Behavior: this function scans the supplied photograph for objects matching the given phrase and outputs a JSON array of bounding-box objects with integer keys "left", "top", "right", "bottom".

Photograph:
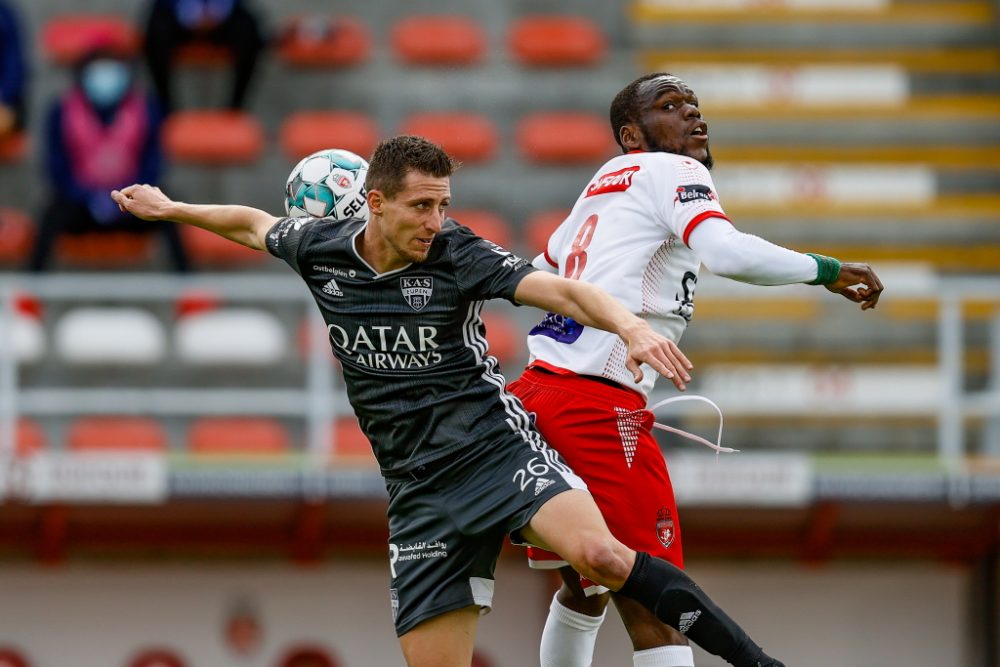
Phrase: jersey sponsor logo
[
  {"left": 389, "top": 540, "right": 449, "bottom": 570},
  {"left": 327, "top": 323, "right": 443, "bottom": 369},
  {"left": 321, "top": 278, "right": 344, "bottom": 296},
  {"left": 656, "top": 506, "right": 676, "bottom": 549},
  {"left": 534, "top": 477, "right": 554, "bottom": 496},
  {"left": 481, "top": 241, "right": 529, "bottom": 270},
  {"left": 585, "top": 165, "right": 641, "bottom": 197},
  {"left": 674, "top": 183, "right": 717, "bottom": 205},
  {"left": 400, "top": 277, "right": 433, "bottom": 311},
  {"left": 313, "top": 264, "right": 355, "bottom": 278},
  {"left": 528, "top": 312, "right": 585, "bottom": 344}
]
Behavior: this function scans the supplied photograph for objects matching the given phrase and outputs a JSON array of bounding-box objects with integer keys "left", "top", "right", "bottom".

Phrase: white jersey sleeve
[{"left": 526, "top": 151, "right": 730, "bottom": 397}]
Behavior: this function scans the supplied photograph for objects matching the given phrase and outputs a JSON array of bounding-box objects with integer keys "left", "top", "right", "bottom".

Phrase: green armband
[{"left": 806, "top": 253, "right": 842, "bottom": 285}]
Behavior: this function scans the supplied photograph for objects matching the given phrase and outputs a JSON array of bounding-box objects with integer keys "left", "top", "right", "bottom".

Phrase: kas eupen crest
[{"left": 401, "top": 277, "right": 433, "bottom": 311}]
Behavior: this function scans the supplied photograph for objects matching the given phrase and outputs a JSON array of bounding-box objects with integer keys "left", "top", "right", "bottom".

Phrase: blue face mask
[{"left": 81, "top": 60, "right": 132, "bottom": 109}]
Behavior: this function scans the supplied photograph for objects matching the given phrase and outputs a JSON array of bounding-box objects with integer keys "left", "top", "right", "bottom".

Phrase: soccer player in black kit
[{"left": 112, "top": 135, "right": 785, "bottom": 667}]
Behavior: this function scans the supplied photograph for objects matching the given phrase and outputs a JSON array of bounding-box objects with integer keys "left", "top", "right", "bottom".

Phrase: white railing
[{"left": 1, "top": 270, "right": 999, "bottom": 471}]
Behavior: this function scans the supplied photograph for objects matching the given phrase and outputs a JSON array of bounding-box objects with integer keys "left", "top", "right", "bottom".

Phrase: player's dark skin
[{"left": 553, "top": 74, "right": 884, "bottom": 654}]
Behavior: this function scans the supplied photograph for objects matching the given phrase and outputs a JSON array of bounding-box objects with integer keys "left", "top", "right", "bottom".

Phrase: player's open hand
[
  {"left": 825, "top": 262, "right": 884, "bottom": 310},
  {"left": 110, "top": 184, "right": 173, "bottom": 222},
  {"left": 622, "top": 323, "right": 693, "bottom": 390}
]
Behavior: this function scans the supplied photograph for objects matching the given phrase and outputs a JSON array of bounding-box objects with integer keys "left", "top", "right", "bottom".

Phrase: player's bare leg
[
  {"left": 398, "top": 605, "right": 479, "bottom": 667},
  {"left": 522, "top": 489, "right": 784, "bottom": 667}
]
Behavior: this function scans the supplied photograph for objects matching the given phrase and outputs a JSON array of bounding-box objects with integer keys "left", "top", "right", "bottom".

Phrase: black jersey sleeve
[
  {"left": 448, "top": 223, "right": 537, "bottom": 303},
  {"left": 265, "top": 217, "right": 320, "bottom": 276}
]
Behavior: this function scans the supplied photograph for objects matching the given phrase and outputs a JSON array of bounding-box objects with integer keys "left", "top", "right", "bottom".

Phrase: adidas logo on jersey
[
  {"left": 678, "top": 610, "right": 702, "bottom": 634},
  {"left": 322, "top": 278, "right": 344, "bottom": 297},
  {"left": 534, "top": 477, "right": 554, "bottom": 496}
]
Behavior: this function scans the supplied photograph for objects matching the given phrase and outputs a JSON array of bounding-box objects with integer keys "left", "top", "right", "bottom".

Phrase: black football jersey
[{"left": 267, "top": 216, "right": 539, "bottom": 476}]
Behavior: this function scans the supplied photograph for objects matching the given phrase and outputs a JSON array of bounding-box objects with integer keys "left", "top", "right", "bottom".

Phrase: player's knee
[{"left": 568, "top": 538, "right": 629, "bottom": 586}]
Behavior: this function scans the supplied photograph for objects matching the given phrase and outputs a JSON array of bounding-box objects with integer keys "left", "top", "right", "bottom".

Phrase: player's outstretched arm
[
  {"left": 514, "top": 271, "right": 692, "bottom": 390},
  {"left": 111, "top": 184, "right": 279, "bottom": 251}
]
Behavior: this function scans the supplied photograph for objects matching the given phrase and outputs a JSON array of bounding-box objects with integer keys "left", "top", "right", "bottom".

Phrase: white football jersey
[{"left": 527, "top": 150, "right": 730, "bottom": 397}]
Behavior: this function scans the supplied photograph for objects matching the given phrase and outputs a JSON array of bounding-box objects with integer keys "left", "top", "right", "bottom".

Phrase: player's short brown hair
[{"left": 366, "top": 135, "right": 457, "bottom": 198}]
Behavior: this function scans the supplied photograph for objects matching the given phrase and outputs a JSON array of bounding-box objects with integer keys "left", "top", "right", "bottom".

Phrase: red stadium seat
[
  {"left": 188, "top": 417, "right": 291, "bottom": 455},
  {"left": 330, "top": 417, "right": 375, "bottom": 464},
  {"left": 399, "top": 112, "right": 498, "bottom": 163},
  {"left": 41, "top": 14, "right": 141, "bottom": 64},
  {"left": 179, "top": 225, "right": 267, "bottom": 267},
  {"left": 509, "top": 16, "right": 606, "bottom": 67},
  {"left": 173, "top": 42, "right": 232, "bottom": 66},
  {"left": 482, "top": 310, "right": 521, "bottom": 365},
  {"left": 56, "top": 232, "right": 156, "bottom": 267},
  {"left": 162, "top": 111, "right": 264, "bottom": 165},
  {"left": 126, "top": 649, "right": 187, "bottom": 667},
  {"left": 277, "top": 646, "right": 339, "bottom": 667},
  {"left": 277, "top": 16, "right": 371, "bottom": 68},
  {"left": 448, "top": 209, "right": 514, "bottom": 249},
  {"left": 517, "top": 112, "right": 614, "bottom": 165},
  {"left": 525, "top": 209, "right": 571, "bottom": 256},
  {"left": 0, "top": 208, "right": 34, "bottom": 264},
  {"left": 0, "top": 648, "right": 31, "bottom": 667},
  {"left": 0, "top": 131, "right": 28, "bottom": 163},
  {"left": 391, "top": 16, "right": 486, "bottom": 66},
  {"left": 67, "top": 417, "right": 168, "bottom": 452},
  {"left": 279, "top": 111, "right": 379, "bottom": 162},
  {"left": 15, "top": 419, "right": 47, "bottom": 457}
]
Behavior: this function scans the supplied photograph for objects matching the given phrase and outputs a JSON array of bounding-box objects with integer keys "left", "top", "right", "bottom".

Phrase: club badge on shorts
[
  {"left": 401, "top": 276, "right": 433, "bottom": 311},
  {"left": 656, "top": 506, "right": 675, "bottom": 548}
]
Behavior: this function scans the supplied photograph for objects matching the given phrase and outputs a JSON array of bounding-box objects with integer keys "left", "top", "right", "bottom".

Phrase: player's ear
[
  {"left": 620, "top": 123, "right": 642, "bottom": 151},
  {"left": 367, "top": 189, "right": 384, "bottom": 215}
]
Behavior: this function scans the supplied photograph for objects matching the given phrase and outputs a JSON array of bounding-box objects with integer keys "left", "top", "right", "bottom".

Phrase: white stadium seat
[
  {"left": 10, "top": 312, "right": 45, "bottom": 364},
  {"left": 55, "top": 307, "right": 167, "bottom": 365},
  {"left": 175, "top": 308, "right": 287, "bottom": 366}
]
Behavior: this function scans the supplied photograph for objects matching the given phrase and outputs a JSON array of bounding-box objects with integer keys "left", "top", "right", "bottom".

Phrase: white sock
[
  {"left": 633, "top": 645, "right": 695, "bottom": 667},
  {"left": 539, "top": 592, "right": 606, "bottom": 667}
]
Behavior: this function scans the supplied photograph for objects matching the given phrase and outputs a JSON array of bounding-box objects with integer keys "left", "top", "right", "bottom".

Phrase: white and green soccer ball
[{"left": 284, "top": 148, "right": 369, "bottom": 220}]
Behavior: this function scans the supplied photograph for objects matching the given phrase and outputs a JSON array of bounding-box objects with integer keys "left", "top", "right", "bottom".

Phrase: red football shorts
[{"left": 508, "top": 364, "right": 684, "bottom": 584}]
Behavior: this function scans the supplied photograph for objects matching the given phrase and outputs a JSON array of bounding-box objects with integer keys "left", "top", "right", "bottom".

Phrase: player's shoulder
[{"left": 270, "top": 215, "right": 364, "bottom": 241}]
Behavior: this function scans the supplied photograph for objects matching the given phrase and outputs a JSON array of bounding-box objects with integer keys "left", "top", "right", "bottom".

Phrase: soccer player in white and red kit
[{"left": 508, "top": 73, "right": 883, "bottom": 667}]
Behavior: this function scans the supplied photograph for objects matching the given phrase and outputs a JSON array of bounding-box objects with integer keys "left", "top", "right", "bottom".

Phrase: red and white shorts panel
[{"left": 508, "top": 365, "right": 684, "bottom": 594}]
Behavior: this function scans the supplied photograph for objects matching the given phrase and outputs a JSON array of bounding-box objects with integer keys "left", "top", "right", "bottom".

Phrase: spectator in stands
[
  {"left": 142, "top": 0, "right": 266, "bottom": 113},
  {"left": 0, "top": 0, "right": 27, "bottom": 136},
  {"left": 27, "top": 45, "right": 189, "bottom": 272}
]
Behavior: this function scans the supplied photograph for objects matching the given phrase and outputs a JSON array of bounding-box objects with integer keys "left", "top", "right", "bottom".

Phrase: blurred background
[{"left": 0, "top": 0, "right": 999, "bottom": 665}]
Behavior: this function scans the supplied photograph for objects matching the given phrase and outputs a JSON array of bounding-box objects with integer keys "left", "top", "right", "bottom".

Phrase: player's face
[
  {"left": 371, "top": 170, "right": 451, "bottom": 270},
  {"left": 632, "top": 76, "right": 713, "bottom": 169}
]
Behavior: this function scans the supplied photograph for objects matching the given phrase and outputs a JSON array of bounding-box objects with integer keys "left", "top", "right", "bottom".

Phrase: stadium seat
[
  {"left": 15, "top": 419, "right": 47, "bottom": 457},
  {"left": 508, "top": 16, "right": 607, "bottom": 67},
  {"left": 56, "top": 232, "right": 156, "bottom": 268},
  {"left": 10, "top": 293, "right": 45, "bottom": 364},
  {"left": 54, "top": 307, "right": 167, "bottom": 365},
  {"left": 481, "top": 310, "right": 521, "bottom": 365},
  {"left": 399, "top": 113, "right": 498, "bottom": 163},
  {"left": 67, "top": 417, "right": 168, "bottom": 452},
  {"left": 448, "top": 209, "right": 514, "bottom": 249},
  {"left": 187, "top": 417, "right": 291, "bottom": 455},
  {"left": 0, "top": 131, "right": 27, "bottom": 163},
  {"left": 391, "top": 16, "right": 486, "bottom": 66},
  {"left": 330, "top": 416, "right": 374, "bottom": 463},
  {"left": 277, "top": 16, "right": 371, "bottom": 68},
  {"left": 277, "top": 646, "right": 339, "bottom": 667},
  {"left": 175, "top": 307, "right": 288, "bottom": 366},
  {"left": 173, "top": 42, "right": 232, "bottom": 66},
  {"left": 125, "top": 648, "right": 187, "bottom": 667},
  {"left": 517, "top": 112, "right": 613, "bottom": 164},
  {"left": 279, "top": 111, "right": 380, "bottom": 162},
  {"left": 179, "top": 225, "right": 268, "bottom": 267},
  {"left": 0, "top": 648, "right": 31, "bottom": 667},
  {"left": 162, "top": 111, "right": 264, "bottom": 165},
  {"left": 40, "top": 14, "right": 140, "bottom": 64},
  {"left": 0, "top": 208, "right": 33, "bottom": 265},
  {"left": 525, "top": 209, "right": 571, "bottom": 256}
]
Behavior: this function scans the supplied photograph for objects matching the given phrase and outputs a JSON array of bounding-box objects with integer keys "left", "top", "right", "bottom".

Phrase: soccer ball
[{"left": 284, "top": 148, "right": 369, "bottom": 220}]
